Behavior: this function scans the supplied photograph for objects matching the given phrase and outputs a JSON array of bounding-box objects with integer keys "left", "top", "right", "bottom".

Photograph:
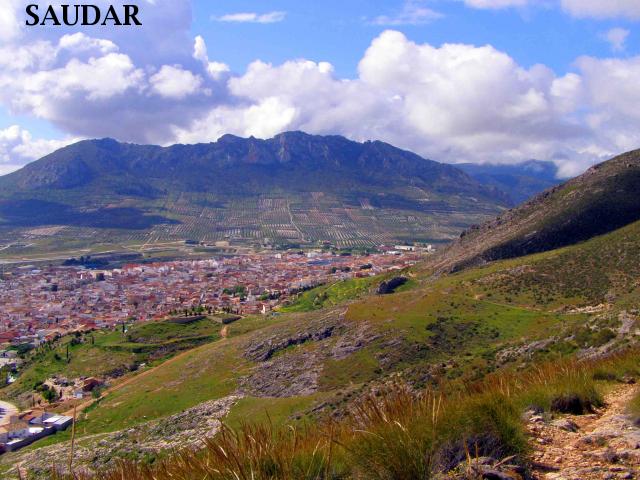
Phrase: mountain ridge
[
  {"left": 0, "top": 131, "right": 512, "bottom": 251},
  {"left": 0, "top": 132, "right": 505, "bottom": 197}
]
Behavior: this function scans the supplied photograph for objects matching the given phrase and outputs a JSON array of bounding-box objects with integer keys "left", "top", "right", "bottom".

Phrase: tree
[{"left": 42, "top": 388, "right": 58, "bottom": 404}]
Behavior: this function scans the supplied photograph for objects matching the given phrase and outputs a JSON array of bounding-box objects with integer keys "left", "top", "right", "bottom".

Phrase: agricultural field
[{"left": 0, "top": 192, "right": 497, "bottom": 261}]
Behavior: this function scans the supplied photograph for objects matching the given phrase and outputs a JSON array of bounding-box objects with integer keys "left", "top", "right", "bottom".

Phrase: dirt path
[{"left": 530, "top": 384, "right": 640, "bottom": 479}]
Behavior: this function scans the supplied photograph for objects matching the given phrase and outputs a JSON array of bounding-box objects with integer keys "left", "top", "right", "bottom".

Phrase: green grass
[
  {"left": 1, "top": 317, "right": 223, "bottom": 407},
  {"left": 319, "top": 349, "right": 380, "bottom": 391},
  {"left": 279, "top": 276, "right": 383, "bottom": 313},
  {"left": 59, "top": 314, "right": 293, "bottom": 437},
  {"left": 225, "top": 394, "right": 328, "bottom": 430},
  {"left": 628, "top": 390, "right": 640, "bottom": 424}
]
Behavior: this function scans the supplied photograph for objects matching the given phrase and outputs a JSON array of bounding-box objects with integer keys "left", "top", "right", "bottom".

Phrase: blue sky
[
  {"left": 194, "top": 1, "right": 637, "bottom": 77},
  {"left": 0, "top": 0, "right": 640, "bottom": 176}
]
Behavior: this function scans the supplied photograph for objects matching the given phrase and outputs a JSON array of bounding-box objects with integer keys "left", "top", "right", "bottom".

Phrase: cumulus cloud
[
  {"left": 370, "top": 1, "right": 443, "bottom": 26},
  {"left": 0, "top": 0, "right": 23, "bottom": 43},
  {"left": 213, "top": 11, "right": 286, "bottom": 24},
  {"left": 0, "top": 125, "right": 79, "bottom": 174},
  {"left": 0, "top": 1, "right": 225, "bottom": 148},
  {"left": 150, "top": 65, "right": 203, "bottom": 99},
  {"left": 575, "top": 55, "right": 640, "bottom": 152},
  {"left": 193, "top": 36, "right": 230, "bottom": 80},
  {"left": 57, "top": 32, "right": 119, "bottom": 55}
]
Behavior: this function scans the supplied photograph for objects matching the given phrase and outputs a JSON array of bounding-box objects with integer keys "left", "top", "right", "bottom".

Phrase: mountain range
[{"left": 0, "top": 132, "right": 519, "bottom": 254}]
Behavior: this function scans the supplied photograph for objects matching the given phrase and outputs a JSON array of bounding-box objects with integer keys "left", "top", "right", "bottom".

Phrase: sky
[{"left": 0, "top": 0, "right": 640, "bottom": 177}]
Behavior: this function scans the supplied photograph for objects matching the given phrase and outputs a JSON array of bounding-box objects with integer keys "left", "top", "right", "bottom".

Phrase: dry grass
[{"left": 50, "top": 350, "right": 640, "bottom": 480}]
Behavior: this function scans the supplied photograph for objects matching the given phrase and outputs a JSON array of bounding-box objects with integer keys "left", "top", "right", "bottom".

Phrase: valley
[{"left": 1, "top": 144, "right": 640, "bottom": 479}]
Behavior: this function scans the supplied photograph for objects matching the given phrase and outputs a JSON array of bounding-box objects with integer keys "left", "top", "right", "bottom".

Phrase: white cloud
[
  {"left": 193, "top": 36, "right": 230, "bottom": 80},
  {"left": 0, "top": 125, "right": 79, "bottom": 174},
  {"left": 18, "top": 53, "right": 144, "bottom": 105},
  {"left": 214, "top": 11, "right": 286, "bottom": 24},
  {"left": 370, "top": 1, "right": 443, "bottom": 26},
  {"left": 575, "top": 55, "right": 640, "bottom": 150},
  {"left": 150, "top": 65, "right": 203, "bottom": 99},
  {"left": 58, "top": 33, "right": 119, "bottom": 55},
  {"left": 0, "top": 0, "right": 23, "bottom": 43},
  {"left": 0, "top": 27, "right": 222, "bottom": 143},
  {"left": 560, "top": 0, "right": 640, "bottom": 19},
  {"left": 601, "top": 27, "right": 630, "bottom": 52}
]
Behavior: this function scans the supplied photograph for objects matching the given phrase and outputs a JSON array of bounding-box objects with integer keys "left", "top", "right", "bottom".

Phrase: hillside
[
  {"left": 429, "top": 148, "right": 640, "bottom": 273},
  {"left": 0, "top": 132, "right": 510, "bottom": 255},
  {"left": 457, "top": 160, "right": 562, "bottom": 204},
  {"left": 4, "top": 212, "right": 640, "bottom": 477}
]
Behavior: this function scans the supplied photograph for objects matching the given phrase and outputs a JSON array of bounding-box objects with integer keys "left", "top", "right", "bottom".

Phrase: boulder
[{"left": 551, "top": 418, "right": 579, "bottom": 432}]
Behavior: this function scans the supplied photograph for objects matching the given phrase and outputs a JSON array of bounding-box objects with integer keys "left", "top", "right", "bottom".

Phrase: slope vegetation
[{"left": 431, "top": 149, "right": 640, "bottom": 273}]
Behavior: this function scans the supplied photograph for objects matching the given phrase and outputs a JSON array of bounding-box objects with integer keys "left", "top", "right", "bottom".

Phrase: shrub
[
  {"left": 550, "top": 393, "right": 595, "bottom": 414},
  {"left": 343, "top": 385, "right": 527, "bottom": 479}
]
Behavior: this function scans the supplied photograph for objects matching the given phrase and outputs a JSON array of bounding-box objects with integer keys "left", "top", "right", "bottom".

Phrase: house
[
  {"left": 394, "top": 245, "right": 416, "bottom": 252},
  {"left": 82, "top": 377, "right": 103, "bottom": 392},
  {"left": 0, "top": 415, "right": 54, "bottom": 452},
  {"left": 28, "top": 412, "right": 73, "bottom": 432}
]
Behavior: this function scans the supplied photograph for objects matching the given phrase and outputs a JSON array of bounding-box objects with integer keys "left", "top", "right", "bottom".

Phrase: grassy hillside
[
  {"left": 279, "top": 273, "right": 416, "bottom": 313},
  {"left": 51, "top": 350, "right": 640, "bottom": 480},
  {"left": 1, "top": 316, "right": 223, "bottom": 407},
  {"left": 4, "top": 219, "right": 640, "bottom": 477}
]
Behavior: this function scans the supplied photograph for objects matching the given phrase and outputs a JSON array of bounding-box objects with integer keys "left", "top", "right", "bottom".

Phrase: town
[
  {"left": 0, "top": 247, "right": 426, "bottom": 356},
  {"left": 0, "top": 246, "right": 426, "bottom": 452}
]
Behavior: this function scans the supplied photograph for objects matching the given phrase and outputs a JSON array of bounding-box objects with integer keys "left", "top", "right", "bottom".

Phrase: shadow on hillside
[{"left": 0, "top": 199, "right": 177, "bottom": 230}]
